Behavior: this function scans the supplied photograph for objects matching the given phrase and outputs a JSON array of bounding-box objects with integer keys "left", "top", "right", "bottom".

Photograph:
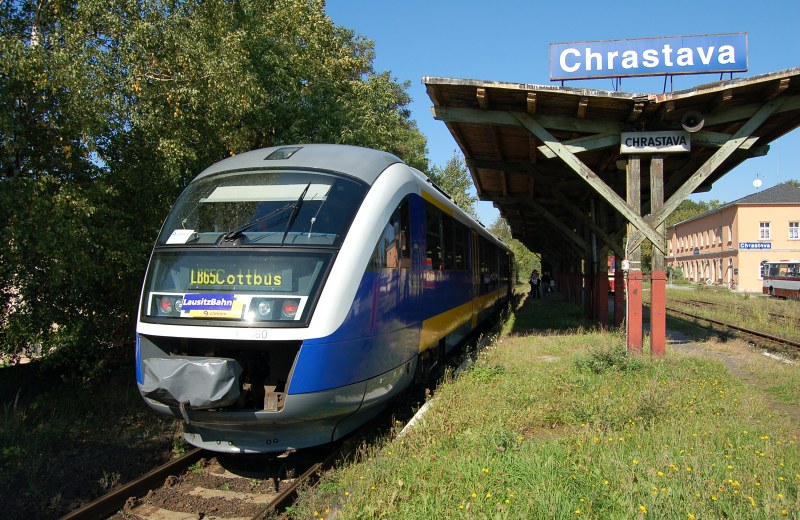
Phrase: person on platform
[
  {"left": 541, "top": 271, "right": 552, "bottom": 295},
  {"left": 529, "top": 269, "right": 541, "bottom": 299}
]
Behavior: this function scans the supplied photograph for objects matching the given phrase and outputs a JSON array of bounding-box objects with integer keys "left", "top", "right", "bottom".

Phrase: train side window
[
  {"left": 370, "top": 199, "right": 410, "bottom": 270},
  {"left": 442, "top": 215, "right": 454, "bottom": 270},
  {"left": 425, "top": 205, "right": 443, "bottom": 271},
  {"left": 453, "top": 222, "right": 468, "bottom": 271}
]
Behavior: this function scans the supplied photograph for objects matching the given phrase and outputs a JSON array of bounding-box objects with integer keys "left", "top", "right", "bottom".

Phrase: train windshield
[
  {"left": 141, "top": 250, "right": 330, "bottom": 323},
  {"left": 157, "top": 169, "right": 367, "bottom": 247}
]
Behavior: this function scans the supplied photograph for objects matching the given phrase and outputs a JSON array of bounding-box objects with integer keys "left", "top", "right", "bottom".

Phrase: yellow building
[{"left": 667, "top": 182, "right": 800, "bottom": 293}]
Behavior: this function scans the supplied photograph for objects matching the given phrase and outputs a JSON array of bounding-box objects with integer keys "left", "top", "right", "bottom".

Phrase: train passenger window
[
  {"left": 370, "top": 199, "right": 410, "bottom": 270},
  {"left": 453, "top": 222, "right": 468, "bottom": 271},
  {"left": 442, "top": 216, "right": 454, "bottom": 270},
  {"left": 425, "top": 207, "right": 443, "bottom": 271}
]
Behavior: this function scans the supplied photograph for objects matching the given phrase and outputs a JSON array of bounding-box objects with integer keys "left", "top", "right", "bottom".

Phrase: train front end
[{"left": 135, "top": 145, "right": 414, "bottom": 453}]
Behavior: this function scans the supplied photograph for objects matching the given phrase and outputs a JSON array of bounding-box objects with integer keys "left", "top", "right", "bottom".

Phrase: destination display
[
  {"left": 550, "top": 33, "right": 748, "bottom": 81},
  {"left": 189, "top": 267, "right": 287, "bottom": 289}
]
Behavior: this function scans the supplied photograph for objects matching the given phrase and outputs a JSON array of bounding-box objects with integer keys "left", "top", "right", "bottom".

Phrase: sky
[{"left": 324, "top": 0, "right": 800, "bottom": 225}]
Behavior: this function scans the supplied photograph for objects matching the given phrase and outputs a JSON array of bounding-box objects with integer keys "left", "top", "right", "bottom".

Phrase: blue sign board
[
  {"left": 739, "top": 242, "right": 771, "bottom": 250},
  {"left": 182, "top": 294, "right": 235, "bottom": 311},
  {"left": 550, "top": 33, "right": 748, "bottom": 81}
]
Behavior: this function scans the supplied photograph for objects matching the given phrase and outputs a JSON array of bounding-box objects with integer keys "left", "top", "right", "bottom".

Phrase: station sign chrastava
[{"left": 549, "top": 33, "right": 748, "bottom": 81}]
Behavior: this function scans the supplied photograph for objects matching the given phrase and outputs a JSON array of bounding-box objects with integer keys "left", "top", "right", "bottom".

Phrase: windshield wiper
[
  {"left": 222, "top": 203, "right": 295, "bottom": 242},
  {"left": 280, "top": 183, "right": 311, "bottom": 246}
]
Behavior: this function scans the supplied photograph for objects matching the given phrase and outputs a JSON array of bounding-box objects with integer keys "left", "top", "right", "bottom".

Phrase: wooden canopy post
[
  {"left": 650, "top": 156, "right": 667, "bottom": 356},
  {"left": 626, "top": 156, "right": 643, "bottom": 355}
]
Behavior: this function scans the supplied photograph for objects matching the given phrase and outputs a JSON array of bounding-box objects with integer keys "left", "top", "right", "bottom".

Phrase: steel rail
[
  {"left": 58, "top": 448, "right": 204, "bottom": 520},
  {"left": 256, "top": 446, "right": 342, "bottom": 518},
  {"left": 665, "top": 305, "right": 800, "bottom": 350}
]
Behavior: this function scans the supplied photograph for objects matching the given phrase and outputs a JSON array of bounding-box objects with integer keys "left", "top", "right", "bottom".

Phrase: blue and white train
[{"left": 136, "top": 144, "right": 514, "bottom": 453}]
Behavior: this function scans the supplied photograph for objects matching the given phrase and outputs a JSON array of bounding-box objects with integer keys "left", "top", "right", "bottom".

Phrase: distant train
[
  {"left": 136, "top": 144, "right": 514, "bottom": 453},
  {"left": 762, "top": 260, "right": 800, "bottom": 300}
]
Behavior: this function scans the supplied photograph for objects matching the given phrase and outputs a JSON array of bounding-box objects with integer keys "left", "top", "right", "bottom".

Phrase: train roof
[{"left": 195, "top": 144, "right": 403, "bottom": 185}]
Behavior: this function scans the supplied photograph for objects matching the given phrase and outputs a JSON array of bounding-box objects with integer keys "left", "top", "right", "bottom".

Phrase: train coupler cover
[{"left": 140, "top": 356, "right": 243, "bottom": 409}]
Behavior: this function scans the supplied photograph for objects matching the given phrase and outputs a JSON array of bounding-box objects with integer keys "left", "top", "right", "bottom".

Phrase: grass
[
  {"left": 289, "top": 295, "right": 800, "bottom": 519},
  {"left": 0, "top": 365, "right": 178, "bottom": 517},
  {"left": 660, "top": 285, "right": 800, "bottom": 346}
]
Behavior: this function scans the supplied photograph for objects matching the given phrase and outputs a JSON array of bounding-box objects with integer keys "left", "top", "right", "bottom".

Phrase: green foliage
[
  {"left": 488, "top": 218, "right": 540, "bottom": 282},
  {"left": 0, "top": 0, "right": 428, "bottom": 371},
  {"left": 575, "top": 344, "right": 645, "bottom": 374},
  {"left": 428, "top": 151, "right": 476, "bottom": 217}
]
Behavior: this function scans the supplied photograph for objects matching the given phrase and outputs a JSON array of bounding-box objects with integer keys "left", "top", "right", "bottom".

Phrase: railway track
[
  {"left": 60, "top": 445, "right": 340, "bottom": 520},
  {"left": 676, "top": 298, "right": 800, "bottom": 328},
  {"left": 665, "top": 304, "right": 800, "bottom": 351},
  {"left": 56, "top": 316, "right": 503, "bottom": 520}
]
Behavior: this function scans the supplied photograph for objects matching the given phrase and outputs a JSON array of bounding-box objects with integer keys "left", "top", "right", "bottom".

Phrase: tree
[
  {"left": 488, "top": 218, "right": 540, "bottom": 284},
  {"left": 428, "top": 151, "right": 477, "bottom": 218},
  {"left": 0, "top": 0, "right": 428, "bottom": 372}
]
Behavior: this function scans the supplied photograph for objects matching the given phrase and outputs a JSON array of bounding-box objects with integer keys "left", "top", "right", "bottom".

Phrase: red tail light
[{"left": 282, "top": 300, "right": 299, "bottom": 319}]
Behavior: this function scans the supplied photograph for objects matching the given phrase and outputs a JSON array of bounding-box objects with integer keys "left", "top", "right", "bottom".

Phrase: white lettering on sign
[{"left": 550, "top": 34, "right": 747, "bottom": 81}]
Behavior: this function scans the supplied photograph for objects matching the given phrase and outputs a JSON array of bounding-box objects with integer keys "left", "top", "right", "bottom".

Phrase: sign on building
[
  {"left": 739, "top": 242, "right": 772, "bottom": 250},
  {"left": 550, "top": 33, "right": 748, "bottom": 81}
]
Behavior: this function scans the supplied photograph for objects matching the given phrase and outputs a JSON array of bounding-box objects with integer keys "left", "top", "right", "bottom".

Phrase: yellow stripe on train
[
  {"left": 418, "top": 290, "right": 504, "bottom": 352},
  {"left": 421, "top": 191, "right": 454, "bottom": 216}
]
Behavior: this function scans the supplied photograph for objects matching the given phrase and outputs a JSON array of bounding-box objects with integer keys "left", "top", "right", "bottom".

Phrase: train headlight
[
  {"left": 257, "top": 300, "right": 272, "bottom": 317},
  {"left": 174, "top": 299, "right": 183, "bottom": 313},
  {"left": 281, "top": 300, "right": 299, "bottom": 319}
]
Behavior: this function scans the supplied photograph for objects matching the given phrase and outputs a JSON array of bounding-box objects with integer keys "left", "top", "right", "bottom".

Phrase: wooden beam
[
  {"left": 525, "top": 198, "right": 589, "bottom": 253},
  {"left": 510, "top": 112, "right": 664, "bottom": 249},
  {"left": 692, "top": 131, "right": 760, "bottom": 150},
  {"left": 431, "top": 105, "right": 629, "bottom": 135},
  {"left": 702, "top": 94, "right": 799, "bottom": 127},
  {"left": 538, "top": 133, "right": 619, "bottom": 159},
  {"left": 466, "top": 158, "right": 537, "bottom": 173},
  {"left": 628, "top": 101, "right": 645, "bottom": 123},
  {"left": 765, "top": 77, "right": 790, "bottom": 100},
  {"left": 547, "top": 189, "right": 625, "bottom": 258},
  {"left": 526, "top": 92, "right": 537, "bottom": 114},
  {"left": 650, "top": 155, "right": 665, "bottom": 271},
  {"left": 577, "top": 97, "right": 589, "bottom": 119},
  {"left": 425, "top": 84, "right": 443, "bottom": 106},
  {"left": 709, "top": 90, "right": 733, "bottom": 112},
  {"left": 476, "top": 87, "right": 489, "bottom": 109},
  {"left": 627, "top": 155, "right": 642, "bottom": 263}
]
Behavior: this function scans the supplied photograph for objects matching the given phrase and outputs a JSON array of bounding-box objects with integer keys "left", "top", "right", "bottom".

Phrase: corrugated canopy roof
[{"left": 424, "top": 68, "right": 800, "bottom": 261}]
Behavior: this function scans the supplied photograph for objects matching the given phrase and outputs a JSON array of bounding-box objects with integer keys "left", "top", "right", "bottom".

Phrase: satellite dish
[{"left": 753, "top": 178, "right": 762, "bottom": 188}]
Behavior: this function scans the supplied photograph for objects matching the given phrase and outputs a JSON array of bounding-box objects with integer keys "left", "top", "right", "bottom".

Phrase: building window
[
  {"left": 759, "top": 222, "right": 771, "bottom": 240},
  {"left": 790, "top": 221, "right": 799, "bottom": 240},
  {"left": 728, "top": 225, "right": 732, "bottom": 243}
]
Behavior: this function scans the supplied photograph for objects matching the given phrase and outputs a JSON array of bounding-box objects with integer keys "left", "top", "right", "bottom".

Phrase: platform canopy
[{"left": 424, "top": 68, "right": 800, "bottom": 262}]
